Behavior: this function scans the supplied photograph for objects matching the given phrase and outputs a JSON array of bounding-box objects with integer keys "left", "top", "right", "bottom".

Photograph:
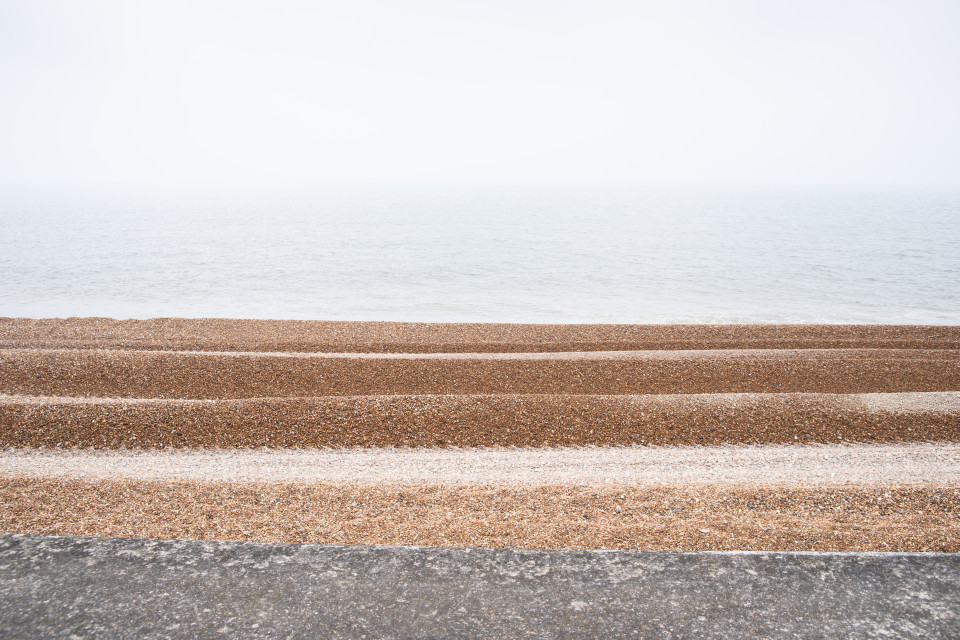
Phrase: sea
[{"left": 1, "top": 184, "right": 958, "bottom": 324}]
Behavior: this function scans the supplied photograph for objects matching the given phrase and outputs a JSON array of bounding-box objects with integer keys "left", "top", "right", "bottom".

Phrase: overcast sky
[{"left": 1, "top": 0, "right": 959, "bottom": 189}]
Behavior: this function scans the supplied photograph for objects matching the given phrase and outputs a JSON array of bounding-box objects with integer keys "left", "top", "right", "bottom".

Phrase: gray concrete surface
[{"left": 0, "top": 534, "right": 957, "bottom": 639}]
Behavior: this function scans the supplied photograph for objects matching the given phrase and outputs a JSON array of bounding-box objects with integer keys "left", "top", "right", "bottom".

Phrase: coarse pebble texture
[
  {"left": 3, "top": 348, "right": 960, "bottom": 398},
  {"left": 2, "top": 319, "right": 959, "bottom": 553},
  {"left": 1, "top": 392, "right": 958, "bottom": 448},
  {"left": 4, "top": 318, "right": 959, "bottom": 352},
  {"left": 1, "top": 478, "right": 957, "bottom": 552},
  {"left": 2, "top": 444, "right": 958, "bottom": 486}
]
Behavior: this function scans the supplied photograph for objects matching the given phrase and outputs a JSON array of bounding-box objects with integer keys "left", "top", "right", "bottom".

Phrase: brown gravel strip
[
  {"left": 1, "top": 478, "right": 956, "bottom": 551},
  {"left": 3, "top": 318, "right": 958, "bottom": 353},
  {"left": 2, "top": 392, "right": 958, "bottom": 448},
  {"left": 3, "top": 348, "right": 959, "bottom": 399}
]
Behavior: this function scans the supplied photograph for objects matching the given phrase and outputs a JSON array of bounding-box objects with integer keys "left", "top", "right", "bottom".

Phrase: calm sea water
[{"left": 1, "top": 185, "right": 958, "bottom": 324}]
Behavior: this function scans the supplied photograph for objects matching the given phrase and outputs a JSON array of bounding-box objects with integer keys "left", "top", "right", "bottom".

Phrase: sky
[{"left": 1, "top": 0, "right": 959, "bottom": 190}]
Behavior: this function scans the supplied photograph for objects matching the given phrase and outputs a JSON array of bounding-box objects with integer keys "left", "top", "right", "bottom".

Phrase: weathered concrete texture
[{"left": 1, "top": 534, "right": 957, "bottom": 639}]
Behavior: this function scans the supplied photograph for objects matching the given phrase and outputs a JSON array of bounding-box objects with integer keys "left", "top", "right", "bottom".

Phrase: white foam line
[{"left": 2, "top": 443, "right": 959, "bottom": 486}]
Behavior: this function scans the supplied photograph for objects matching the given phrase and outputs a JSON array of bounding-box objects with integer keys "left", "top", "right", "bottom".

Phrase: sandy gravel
[
  {"left": 2, "top": 318, "right": 957, "bottom": 552},
  {"left": 859, "top": 391, "right": 960, "bottom": 413},
  {"left": 3, "top": 348, "right": 959, "bottom": 398},
  {"left": 3, "top": 392, "right": 957, "bottom": 448},
  {"left": 4, "top": 318, "right": 959, "bottom": 352},
  {"left": 2, "top": 347, "right": 952, "bottom": 360},
  {"left": 3, "top": 443, "right": 958, "bottom": 487},
  {"left": 2, "top": 478, "right": 957, "bottom": 551}
]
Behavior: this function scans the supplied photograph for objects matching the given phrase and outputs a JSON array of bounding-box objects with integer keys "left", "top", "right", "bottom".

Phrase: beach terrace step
[
  {"left": 1, "top": 392, "right": 958, "bottom": 448},
  {"left": 2, "top": 347, "right": 959, "bottom": 398},
  {"left": 2, "top": 478, "right": 958, "bottom": 552}
]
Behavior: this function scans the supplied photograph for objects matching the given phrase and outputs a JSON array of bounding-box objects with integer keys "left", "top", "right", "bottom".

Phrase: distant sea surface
[{"left": 2, "top": 185, "right": 958, "bottom": 324}]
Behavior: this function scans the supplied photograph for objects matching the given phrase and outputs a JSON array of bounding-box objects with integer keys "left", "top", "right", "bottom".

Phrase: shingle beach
[{"left": 1, "top": 318, "right": 958, "bottom": 550}]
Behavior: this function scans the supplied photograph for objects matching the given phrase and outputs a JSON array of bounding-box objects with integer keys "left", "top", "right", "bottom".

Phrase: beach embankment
[{"left": 0, "top": 318, "right": 958, "bottom": 551}]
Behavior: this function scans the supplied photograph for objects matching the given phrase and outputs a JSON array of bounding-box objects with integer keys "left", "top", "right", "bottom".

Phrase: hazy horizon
[
  {"left": 3, "top": 0, "right": 960, "bottom": 191},
  {"left": 3, "top": 185, "right": 958, "bottom": 323}
]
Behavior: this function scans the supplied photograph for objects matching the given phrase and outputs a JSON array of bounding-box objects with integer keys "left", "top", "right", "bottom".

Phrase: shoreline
[{"left": 3, "top": 317, "right": 960, "bottom": 352}]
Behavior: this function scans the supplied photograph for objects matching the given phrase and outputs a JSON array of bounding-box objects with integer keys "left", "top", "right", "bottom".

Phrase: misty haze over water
[
  {"left": 3, "top": 3, "right": 960, "bottom": 324},
  {"left": 2, "top": 185, "right": 958, "bottom": 324}
]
